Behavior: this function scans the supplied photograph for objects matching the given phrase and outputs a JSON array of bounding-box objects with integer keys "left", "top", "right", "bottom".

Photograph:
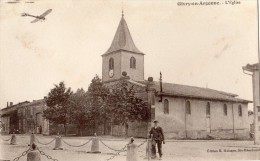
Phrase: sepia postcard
[{"left": 0, "top": 0, "right": 259, "bottom": 161}]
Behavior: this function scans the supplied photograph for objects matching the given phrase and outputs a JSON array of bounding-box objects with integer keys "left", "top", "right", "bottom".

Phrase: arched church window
[
  {"left": 223, "top": 104, "right": 228, "bottom": 116},
  {"left": 164, "top": 99, "right": 169, "bottom": 114},
  {"left": 238, "top": 105, "right": 242, "bottom": 117},
  {"left": 130, "top": 57, "right": 136, "bottom": 69},
  {"left": 109, "top": 58, "right": 114, "bottom": 70},
  {"left": 185, "top": 100, "right": 191, "bottom": 115},
  {"left": 206, "top": 102, "right": 211, "bottom": 115}
]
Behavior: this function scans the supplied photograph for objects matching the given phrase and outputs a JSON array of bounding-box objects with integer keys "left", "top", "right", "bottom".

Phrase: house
[
  {"left": 0, "top": 99, "right": 49, "bottom": 135},
  {"left": 1, "top": 101, "right": 29, "bottom": 134}
]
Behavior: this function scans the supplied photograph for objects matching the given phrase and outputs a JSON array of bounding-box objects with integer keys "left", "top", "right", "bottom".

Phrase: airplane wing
[
  {"left": 31, "top": 18, "right": 40, "bottom": 23},
  {"left": 39, "top": 9, "right": 52, "bottom": 18}
]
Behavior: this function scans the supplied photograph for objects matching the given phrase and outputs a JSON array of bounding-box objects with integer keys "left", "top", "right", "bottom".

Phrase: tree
[
  {"left": 67, "top": 88, "right": 89, "bottom": 136},
  {"left": 107, "top": 79, "right": 148, "bottom": 136},
  {"left": 87, "top": 75, "right": 109, "bottom": 134},
  {"left": 43, "top": 82, "right": 73, "bottom": 135}
]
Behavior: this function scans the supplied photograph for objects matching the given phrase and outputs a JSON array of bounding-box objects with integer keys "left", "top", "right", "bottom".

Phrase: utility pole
[{"left": 255, "top": 0, "right": 260, "bottom": 145}]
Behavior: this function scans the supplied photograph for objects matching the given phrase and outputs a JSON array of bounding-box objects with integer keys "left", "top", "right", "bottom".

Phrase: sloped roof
[
  {"left": 0, "top": 101, "right": 30, "bottom": 116},
  {"left": 103, "top": 16, "right": 143, "bottom": 56},
  {"left": 26, "top": 99, "right": 45, "bottom": 106},
  {"left": 134, "top": 80, "right": 251, "bottom": 103},
  {"left": 1, "top": 101, "right": 30, "bottom": 111}
]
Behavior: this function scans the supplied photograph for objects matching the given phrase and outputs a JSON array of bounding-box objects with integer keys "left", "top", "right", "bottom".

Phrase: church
[{"left": 101, "top": 12, "right": 251, "bottom": 139}]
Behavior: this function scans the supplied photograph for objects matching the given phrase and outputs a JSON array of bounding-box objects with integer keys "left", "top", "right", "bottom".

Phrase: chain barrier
[
  {"left": 100, "top": 139, "right": 128, "bottom": 152},
  {"left": 137, "top": 139, "right": 147, "bottom": 148},
  {"left": 105, "top": 144, "right": 127, "bottom": 161},
  {"left": 36, "top": 137, "right": 55, "bottom": 145},
  {"left": 61, "top": 138, "right": 92, "bottom": 147},
  {"left": 103, "top": 138, "right": 146, "bottom": 161},
  {"left": 12, "top": 147, "right": 58, "bottom": 161},
  {"left": 101, "top": 138, "right": 146, "bottom": 152},
  {"left": 1, "top": 137, "right": 11, "bottom": 142},
  {"left": 12, "top": 148, "right": 31, "bottom": 161},
  {"left": 38, "top": 148, "right": 58, "bottom": 161},
  {"left": 97, "top": 135, "right": 127, "bottom": 142},
  {"left": 10, "top": 134, "right": 146, "bottom": 161}
]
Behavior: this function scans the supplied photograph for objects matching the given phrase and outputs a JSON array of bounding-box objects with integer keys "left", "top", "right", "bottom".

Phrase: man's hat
[{"left": 153, "top": 120, "right": 158, "bottom": 123}]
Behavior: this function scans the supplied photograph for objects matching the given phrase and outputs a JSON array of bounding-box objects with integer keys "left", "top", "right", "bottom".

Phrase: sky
[{"left": 0, "top": 0, "right": 258, "bottom": 110}]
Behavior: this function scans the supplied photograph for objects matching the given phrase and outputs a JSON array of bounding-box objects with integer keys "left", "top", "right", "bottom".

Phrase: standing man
[{"left": 149, "top": 120, "right": 165, "bottom": 160}]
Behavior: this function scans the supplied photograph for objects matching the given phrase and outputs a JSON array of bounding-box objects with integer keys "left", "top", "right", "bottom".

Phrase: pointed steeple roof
[{"left": 103, "top": 15, "right": 143, "bottom": 56}]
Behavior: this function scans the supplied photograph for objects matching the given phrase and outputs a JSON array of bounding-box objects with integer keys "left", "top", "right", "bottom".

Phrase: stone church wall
[{"left": 154, "top": 96, "right": 250, "bottom": 139}]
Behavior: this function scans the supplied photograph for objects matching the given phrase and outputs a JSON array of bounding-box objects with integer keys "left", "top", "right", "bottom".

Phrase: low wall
[
  {"left": 49, "top": 124, "right": 77, "bottom": 135},
  {"left": 111, "top": 121, "right": 148, "bottom": 138},
  {"left": 128, "top": 121, "right": 148, "bottom": 138},
  {"left": 164, "top": 128, "right": 250, "bottom": 140}
]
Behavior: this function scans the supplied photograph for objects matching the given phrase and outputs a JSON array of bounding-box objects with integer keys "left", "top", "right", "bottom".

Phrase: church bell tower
[{"left": 102, "top": 12, "right": 144, "bottom": 82}]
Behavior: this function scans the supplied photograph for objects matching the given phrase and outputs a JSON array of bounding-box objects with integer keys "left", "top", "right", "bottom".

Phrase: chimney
[
  {"left": 159, "top": 72, "right": 163, "bottom": 102},
  {"left": 7, "top": 102, "right": 9, "bottom": 107},
  {"left": 159, "top": 72, "right": 162, "bottom": 92}
]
